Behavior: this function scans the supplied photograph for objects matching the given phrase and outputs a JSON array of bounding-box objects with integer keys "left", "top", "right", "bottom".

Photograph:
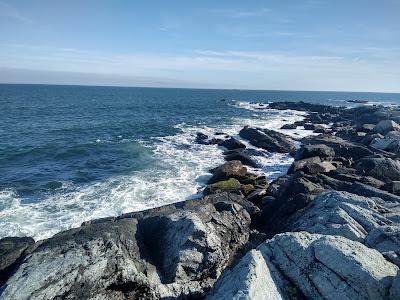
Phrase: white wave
[{"left": 0, "top": 100, "right": 308, "bottom": 241}]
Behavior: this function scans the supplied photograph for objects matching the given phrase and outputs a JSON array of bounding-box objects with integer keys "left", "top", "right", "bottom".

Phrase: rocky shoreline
[{"left": 1, "top": 101, "right": 400, "bottom": 299}]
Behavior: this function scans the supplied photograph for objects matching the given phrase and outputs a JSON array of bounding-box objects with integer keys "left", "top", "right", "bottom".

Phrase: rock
[
  {"left": 245, "top": 189, "right": 267, "bottom": 206},
  {"left": 220, "top": 137, "right": 246, "bottom": 150},
  {"left": 357, "top": 124, "right": 375, "bottom": 133},
  {"left": 288, "top": 191, "right": 400, "bottom": 265},
  {"left": 280, "top": 123, "right": 297, "bottom": 129},
  {"left": 356, "top": 157, "right": 400, "bottom": 183},
  {"left": 241, "top": 184, "right": 255, "bottom": 195},
  {"left": 372, "top": 120, "right": 400, "bottom": 135},
  {"left": 304, "top": 123, "right": 315, "bottom": 130},
  {"left": 239, "top": 127, "right": 296, "bottom": 154},
  {"left": 385, "top": 181, "right": 400, "bottom": 196},
  {"left": 208, "top": 161, "right": 247, "bottom": 184},
  {"left": 289, "top": 156, "right": 336, "bottom": 175},
  {"left": 370, "top": 131, "right": 400, "bottom": 153},
  {"left": 204, "top": 178, "right": 242, "bottom": 195},
  {"left": 224, "top": 150, "right": 259, "bottom": 168},
  {"left": 0, "top": 237, "right": 35, "bottom": 286},
  {"left": 206, "top": 249, "right": 285, "bottom": 300},
  {"left": 208, "top": 232, "right": 399, "bottom": 300},
  {"left": 361, "top": 133, "right": 384, "bottom": 145},
  {"left": 302, "top": 134, "right": 374, "bottom": 161},
  {"left": 0, "top": 194, "right": 252, "bottom": 299},
  {"left": 268, "top": 101, "right": 341, "bottom": 114},
  {"left": 195, "top": 132, "right": 223, "bottom": 145},
  {"left": 350, "top": 181, "right": 400, "bottom": 203},
  {"left": 295, "top": 144, "right": 335, "bottom": 160}
]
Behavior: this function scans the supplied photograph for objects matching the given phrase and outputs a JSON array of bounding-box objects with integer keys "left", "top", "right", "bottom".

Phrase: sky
[{"left": 0, "top": 0, "right": 399, "bottom": 92}]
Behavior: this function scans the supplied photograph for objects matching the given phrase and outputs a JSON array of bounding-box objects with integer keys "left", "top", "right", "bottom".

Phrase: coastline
[{"left": 1, "top": 101, "right": 400, "bottom": 299}]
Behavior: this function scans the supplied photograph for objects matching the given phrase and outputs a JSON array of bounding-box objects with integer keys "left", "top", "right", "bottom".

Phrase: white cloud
[{"left": 0, "top": 44, "right": 399, "bottom": 92}]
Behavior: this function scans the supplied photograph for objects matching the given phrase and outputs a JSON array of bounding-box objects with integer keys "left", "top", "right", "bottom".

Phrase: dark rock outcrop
[
  {"left": 239, "top": 127, "right": 296, "bottom": 155},
  {"left": 220, "top": 137, "right": 246, "bottom": 150}
]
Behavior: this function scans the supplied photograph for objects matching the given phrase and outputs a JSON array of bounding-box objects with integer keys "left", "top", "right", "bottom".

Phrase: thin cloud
[
  {"left": 0, "top": 1, "right": 33, "bottom": 24},
  {"left": 214, "top": 8, "right": 271, "bottom": 18}
]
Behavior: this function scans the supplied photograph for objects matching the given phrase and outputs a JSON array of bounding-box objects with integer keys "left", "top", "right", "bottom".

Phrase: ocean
[{"left": 1, "top": 84, "right": 399, "bottom": 240}]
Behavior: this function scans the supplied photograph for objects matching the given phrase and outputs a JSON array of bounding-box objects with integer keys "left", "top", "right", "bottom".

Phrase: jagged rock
[
  {"left": 372, "top": 120, "right": 400, "bottom": 135},
  {"left": 302, "top": 134, "right": 374, "bottom": 161},
  {"left": 288, "top": 157, "right": 336, "bottom": 175},
  {"left": 239, "top": 127, "right": 296, "bottom": 154},
  {"left": 370, "top": 131, "right": 400, "bottom": 154},
  {"left": 287, "top": 191, "right": 400, "bottom": 265},
  {"left": 295, "top": 144, "right": 335, "bottom": 160},
  {"left": 304, "top": 123, "right": 315, "bottom": 130},
  {"left": 356, "top": 157, "right": 400, "bottom": 183},
  {"left": 208, "top": 161, "right": 247, "bottom": 184},
  {"left": 207, "top": 232, "right": 399, "bottom": 300},
  {"left": 220, "top": 137, "right": 246, "bottom": 150},
  {"left": 0, "top": 237, "right": 35, "bottom": 287},
  {"left": 0, "top": 194, "right": 252, "bottom": 300}
]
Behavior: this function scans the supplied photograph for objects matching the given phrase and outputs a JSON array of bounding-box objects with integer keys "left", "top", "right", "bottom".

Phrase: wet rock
[
  {"left": 224, "top": 150, "right": 259, "bottom": 168},
  {"left": 239, "top": 126, "right": 296, "bottom": 154},
  {"left": 208, "top": 161, "right": 248, "bottom": 184},
  {"left": 220, "top": 137, "right": 246, "bottom": 150},
  {"left": 288, "top": 157, "right": 336, "bottom": 175}
]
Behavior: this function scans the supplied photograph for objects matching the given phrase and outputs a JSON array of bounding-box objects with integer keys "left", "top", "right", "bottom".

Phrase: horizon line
[{"left": 1, "top": 81, "right": 399, "bottom": 95}]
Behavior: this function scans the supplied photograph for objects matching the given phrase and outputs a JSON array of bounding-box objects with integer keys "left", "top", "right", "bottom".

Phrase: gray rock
[
  {"left": 288, "top": 157, "right": 336, "bottom": 175},
  {"left": 0, "top": 194, "right": 252, "bottom": 300},
  {"left": 0, "top": 237, "right": 35, "bottom": 286},
  {"left": 295, "top": 144, "right": 335, "bottom": 160},
  {"left": 371, "top": 131, "right": 400, "bottom": 154},
  {"left": 208, "top": 232, "right": 399, "bottom": 300},
  {"left": 356, "top": 157, "right": 400, "bottom": 183},
  {"left": 372, "top": 120, "right": 400, "bottom": 135},
  {"left": 287, "top": 191, "right": 400, "bottom": 265}
]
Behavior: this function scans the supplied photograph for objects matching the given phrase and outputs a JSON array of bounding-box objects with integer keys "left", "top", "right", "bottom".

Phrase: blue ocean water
[{"left": 1, "top": 84, "right": 399, "bottom": 240}]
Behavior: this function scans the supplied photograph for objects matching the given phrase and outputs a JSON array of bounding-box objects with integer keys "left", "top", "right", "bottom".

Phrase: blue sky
[{"left": 0, "top": 0, "right": 399, "bottom": 92}]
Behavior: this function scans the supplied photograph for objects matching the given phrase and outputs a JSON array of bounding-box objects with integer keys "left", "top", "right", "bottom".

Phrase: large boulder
[
  {"left": 208, "top": 161, "right": 247, "bottom": 184},
  {"left": 356, "top": 157, "right": 400, "bottom": 183},
  {"left": 370, "top": 131, "right": 400, "bottom": 154},
  {"left": 302, "top": 134, "right": 375, "bottom": 161},
  {"left": 287, "top": 191, "right": 400, "bottom": 265},
  {"left": 372, "top": 120, "right": 400, "bottom": 135},
  {"left": 239, "top": 127, "right": 296, "bottom": 155},
  {"left": 207, "top": 232, "right": 399, "bottom": 300},
  {"left": 0, "top": 194, "right": 252, "bottom": 299}
]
